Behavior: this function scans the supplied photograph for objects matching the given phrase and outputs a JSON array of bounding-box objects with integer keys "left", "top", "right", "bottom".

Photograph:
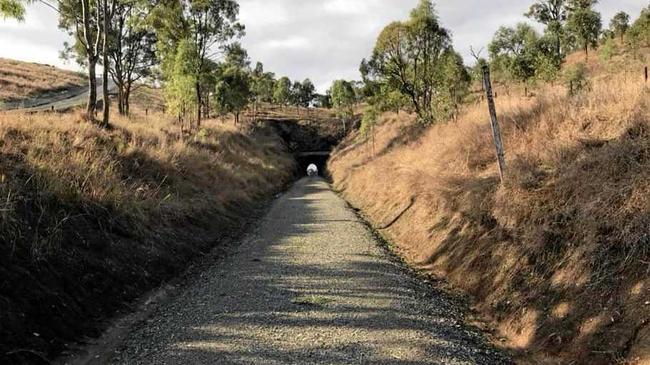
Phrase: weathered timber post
[
  {"left": 482, "top": 65, "right": 507, "bottom": 183},
  {"left": 645, "top": 66, "right": 648, "bottom": 86}
]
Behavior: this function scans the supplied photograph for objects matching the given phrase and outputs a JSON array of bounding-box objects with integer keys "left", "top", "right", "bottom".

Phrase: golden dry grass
[
  {"left": 329, "top": 50, "right": 650, "bottom": 364},
  {"left": 0, "top": 107, "right": 295, "bottom": 361},
  {"left": 0, "top": 110, "right": 293, "bottom": 226},
  {"left": 0, "top": 58, "right": 86, "bottom": 102}
]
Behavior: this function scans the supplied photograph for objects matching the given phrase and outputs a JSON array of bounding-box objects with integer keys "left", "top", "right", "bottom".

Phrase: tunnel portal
[{"left": 264, "top": 117, "right": 349, "bottom": 178}]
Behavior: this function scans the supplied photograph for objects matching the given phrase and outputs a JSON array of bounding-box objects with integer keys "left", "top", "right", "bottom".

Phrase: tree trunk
[
  {"left": 124, "top": 86, "right": 130, "bottom": 116},
  {"left": 117, "top": 86, "right": 124, "bottom": 115},
  {"left": 87, "top": 58, "right": 97, "bottom": 119},
  {"left": 584, "top": 44, "right": 589, "bottom": 61},
  {"left": 195, "top": 81, "right": 202, "bottom": 127},
  {"left": 81, "top": 0, "right": 97, "bottom": 121},
  {"left": 101, "top": 0, "right": 110, "bottom": 128}
]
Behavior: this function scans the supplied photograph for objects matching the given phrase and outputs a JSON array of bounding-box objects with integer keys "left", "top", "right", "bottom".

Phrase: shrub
[
  {"left": 599, "top": 37, "right": 617, "bottom": 61},
  {"left": 564, "top": 62, "right": 590, "bottom": 96}
]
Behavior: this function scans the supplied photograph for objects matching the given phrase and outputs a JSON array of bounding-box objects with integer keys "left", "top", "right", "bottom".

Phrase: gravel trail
[{"left": 111, "top": 178, "right": 511, "bottom": 365}]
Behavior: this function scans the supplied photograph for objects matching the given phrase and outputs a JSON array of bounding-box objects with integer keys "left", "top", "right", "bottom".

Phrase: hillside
[
  {"left": 329, "top": 47, "right": 650, "bottom": 364},
  {"left": 0, "top": 106, "right": 295, "bottom": 363},
  {"left": 0, "top": 58, "right": 86, "bottom": 105}
]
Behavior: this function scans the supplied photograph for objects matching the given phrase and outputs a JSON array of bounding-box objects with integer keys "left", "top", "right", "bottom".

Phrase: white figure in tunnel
[{"left": 307, "top": 164, "right": 318, "bottom": 177}]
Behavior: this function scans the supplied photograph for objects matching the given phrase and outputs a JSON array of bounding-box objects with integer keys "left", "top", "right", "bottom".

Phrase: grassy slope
[
  {"left": 0, "top": 108, "right": 295, "bottom": 363},
  {"left": 0, "top": 58, "right": 86, "bottom": 103},
  {"left": 329, "top": 47, "right": 649, "bottom": 364}
]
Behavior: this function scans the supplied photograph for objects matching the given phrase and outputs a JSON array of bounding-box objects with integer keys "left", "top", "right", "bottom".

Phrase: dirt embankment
[
  {"left": 0, "top": 58, "right": 86, "bottom": 105},
  {"left": 329, "top": 70, "right": 649, "bottom": 363},
  {"left": 0, "top": 111, "right": 295, "bottom": 364}
]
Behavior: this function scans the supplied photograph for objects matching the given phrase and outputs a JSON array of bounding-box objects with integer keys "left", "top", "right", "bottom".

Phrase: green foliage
[
  {"left": 165, "top": 39, "right": 199, "bottom": 117},
  {"left": 489, "top": 23, "right": 542, "bottom": 83},
  {"left": 214, "top": 65, "right": 251, "bottom": 122},
  {"left": 224, "top": 42, "right": 250, "bottom": 69},
  {"left": 525, "top": 0, "right": 568, "bottom": 59},
  {"left": 627, "top": 6, "right": 650, "bottom": 50},
  {"left": 290, "top": 81, "right": 302, "bottom": 106},
  {"left": 564, "top": 62, "right": 590, "bottom": 96},
  {"left": 315, "top": 93, "right": 332, "bottom": 109},
  {"left": 566, "top": 0, "right": 602, "bottom": 59},
  {"left": 251, "top": 62, "right": 276, "bottom": 103},
  {"left": 151, "top": 0, "right": 243, "bottom": 122},
  {"left": 360, "top": 105, "right": 379, "bottom": 136},
  {"left": 273, "top": 77, "right": 292, "bottom": 106},
  {"left": 599, "top": 37, "right": 617, "bottom": 61},
  {"left": 367, "top": 0, "right": 459, "bottom": 124},
  {"left": 330, "top": 79, "right": 356, "bottom": 120},
  {"left": 0, "top": 0, "right": 29, "bottom": 20},
  {"left": 610, "top": 11, "right": 630, "bottom": 40},
  {"left": 297, "top": 79, "right": 315, "bottom": 107},
  {"left": 438, "top": 50, "right": 471, "bottom": 119}
]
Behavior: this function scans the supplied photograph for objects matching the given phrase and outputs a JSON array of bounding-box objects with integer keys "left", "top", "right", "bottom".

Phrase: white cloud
[
  {"left": 1, "top": 1, "right": 647, "bottom": 93},
  {"left": 323, "top": 0, "right": 368, "bottom": 15},
  {"left": 264, "top": 36, "right": 310, "bottom": 50},
  {"left": 239, "top": 0, "right": 290, "bottom": 27}
]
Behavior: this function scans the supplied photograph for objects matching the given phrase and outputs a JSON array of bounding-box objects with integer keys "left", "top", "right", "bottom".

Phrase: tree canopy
[{"left": 365, "top": 0, "right": 465, "bottom": 124}]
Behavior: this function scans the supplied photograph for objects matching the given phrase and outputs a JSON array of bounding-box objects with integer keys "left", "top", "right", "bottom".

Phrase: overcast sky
[{"left": 0, "top": 0, "right": 645, "bottom": 92}]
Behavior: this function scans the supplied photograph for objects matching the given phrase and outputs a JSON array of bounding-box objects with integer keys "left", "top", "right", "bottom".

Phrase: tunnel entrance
[
  {"left": 296, "top": 151, "right": 331, "bottom": 178},
  {"left": 264, "top": 118, "right": 347, "bottom": 179}
]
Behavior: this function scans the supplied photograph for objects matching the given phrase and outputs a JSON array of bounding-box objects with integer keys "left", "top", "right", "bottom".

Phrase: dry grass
[
  {"left": 0, "top": 58, "right": 86, "bottom": 102},
  {"left": 0, "top": 108, "right": 295, "bottom": 362},
  {"left": 329, "top": 49, "right": 650, "bottom": 364}
]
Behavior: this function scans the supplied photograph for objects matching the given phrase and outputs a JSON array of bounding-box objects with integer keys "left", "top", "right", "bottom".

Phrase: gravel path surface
[{"left": 111, "top": 178, "right": 511, "bottom": 365}]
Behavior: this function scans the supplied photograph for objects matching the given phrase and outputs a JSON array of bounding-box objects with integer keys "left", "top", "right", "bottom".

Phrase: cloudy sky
[{"left": 0, "top": 0, "right": 645, "bottom": 92}]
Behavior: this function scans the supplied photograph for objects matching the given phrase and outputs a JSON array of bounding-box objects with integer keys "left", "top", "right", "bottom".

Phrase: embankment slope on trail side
[
  {"left": 0, "top": 110, "right": 295, "bottom": 364},
  {"left": 329, "top": 59, "right": 650, "bottom": 363},
  {"left": 0, "top": 58, "right": 86, "bottom": 108}
]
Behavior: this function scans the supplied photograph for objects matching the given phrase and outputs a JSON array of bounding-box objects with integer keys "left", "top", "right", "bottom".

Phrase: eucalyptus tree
[
  {"left": 525, "top": 0, "right": 567, "bottom": 60},
  {"left": 329, "top": 79, "right": 355, "bottom": 120},
  {"left": 366, "top": 0, "right": 456, "bottom": 124},
  {"left": 609, "top": 11, "right": 630, "bottom": 41},
  {"left": 109, "top": 0, "right": 157, "bottom": 115},
  {"left": 627, "top": 6, "right": 649, "bottom": 50},
  {"left": 488, "top": 23, "right": 541, "bottom": 83},
  {"left": 566, "top": 0, "right": 602, "bottom": 60},
  {"left": 298, "top": 79, "right": 315, "bottom": 108},
  {"left": 273, "top": 77, "right": 292, "bottom": 106},
  {"left": 214, "top": 65, "right": 250, "bottom": 124},
  {"left": 151, "top": 0, "right": 243, "bottom": 126},
  {"left": 251, "top": 62, "right": 276, "bottom": 103}
]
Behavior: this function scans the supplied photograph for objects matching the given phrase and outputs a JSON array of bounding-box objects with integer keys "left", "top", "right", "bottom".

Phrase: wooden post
[
  {"left": 645, "top": 66, "right": 648, "bottom": 85},
  {"left": 482, "top": 65, "right": 506, "bottom": 182}
]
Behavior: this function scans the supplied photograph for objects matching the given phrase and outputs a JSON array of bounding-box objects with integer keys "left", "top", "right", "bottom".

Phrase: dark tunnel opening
[{"left": 295, "top": 152, "right": 331, "bottom": 179}]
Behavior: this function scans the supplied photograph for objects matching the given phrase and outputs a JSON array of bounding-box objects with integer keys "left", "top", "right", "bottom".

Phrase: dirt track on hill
[{"left": 97, "top": 178, "right": 511, "bottom": 364}]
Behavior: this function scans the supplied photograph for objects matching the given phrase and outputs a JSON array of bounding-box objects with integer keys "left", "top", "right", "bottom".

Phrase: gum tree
[
  {"left": 366, "top": 0, "right": 455, "bottom": 123},
  {"left": 566, "top": 0, "right": 602, "bottom": 60}
]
